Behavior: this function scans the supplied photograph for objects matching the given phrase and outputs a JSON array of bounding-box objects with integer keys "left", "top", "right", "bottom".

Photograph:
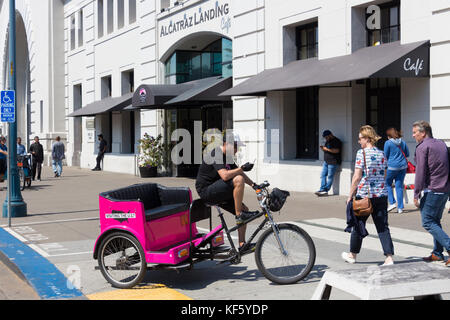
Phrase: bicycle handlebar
[{"left": 253, "top": 181, "right": 270, "bottom": 190}]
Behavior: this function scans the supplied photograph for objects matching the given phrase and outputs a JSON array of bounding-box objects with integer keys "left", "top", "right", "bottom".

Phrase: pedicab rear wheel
[{"left": 98, "top": 231, "right": 147, "bottom": 289}]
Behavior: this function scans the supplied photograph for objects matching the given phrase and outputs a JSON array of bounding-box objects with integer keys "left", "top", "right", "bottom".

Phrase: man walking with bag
[
  {"left": 412, "top": 121, "right": 450, "bottom": 266},
  {"left": 29, "top": 136, "right": 44, "bottom": 181}
]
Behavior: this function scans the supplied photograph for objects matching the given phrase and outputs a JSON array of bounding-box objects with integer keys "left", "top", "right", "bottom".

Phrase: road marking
[
  {"left": 0, "top": 217, "right": 99, "bottom": 228},
  {"left": 285, "top": 221, "right": 432, "bottom": 258},
  {"left": 303, "top": 218, "right": 434, "bottom": 247},
  {"left": 87, "top": 284, "right": 192, "bottom": 300},
  {"left": 197, "top": 227, "right": 239, "bottom": 240},
  {"left": 0, "top": 227, "right": 84, "bottom": 299},
  {"left": 47, "top": 251, "right": 92, "bottom": 258}
]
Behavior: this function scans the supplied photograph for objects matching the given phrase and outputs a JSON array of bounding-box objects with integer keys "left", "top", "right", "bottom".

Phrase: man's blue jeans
[
  {"left": 52, "top": 160, "right": 63, "bottom": 176},
  {"left": 386, "top": 169, "right": 407, "bottom": 209},
  {"left": 320, "top": 163, "right": 338, "bottom": 192},
  {"left": 420, "top": 192, "right": 450, "bottom": 259}
]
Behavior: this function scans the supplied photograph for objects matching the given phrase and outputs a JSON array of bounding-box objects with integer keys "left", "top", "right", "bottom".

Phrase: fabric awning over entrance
[
  {"left": 67, "top": 93, "right": 133, "bottom": 117},
  {"left": 132, "top": 76, "right": 232, "bottom": 110},
  {"left": 220, "top": 40, "right": 430, "bottom": 97}
]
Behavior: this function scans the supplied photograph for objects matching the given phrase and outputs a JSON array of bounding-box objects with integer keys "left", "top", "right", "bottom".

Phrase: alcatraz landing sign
[{"left": 160, "top": 1, "right": 231, "bottom": 38}]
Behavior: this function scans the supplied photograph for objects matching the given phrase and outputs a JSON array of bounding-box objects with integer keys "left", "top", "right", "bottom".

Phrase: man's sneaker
[
  {"left": 387, "top": 203, "right": 397, "bottom": 212},
  {"left": 423, "top": 253, "right": 444, "bottom": 263},
  {"left": 236, "top": 211, "right": 260, "bottom": 225},
  {"left": 239, "top": 242, "right": 257, "bottom": 254},
  {"left": 397, "top": 209, "right": 404, "bottom": 214},
  {"left": 315, "top": 191, "right": 328, "bottom": 197}
]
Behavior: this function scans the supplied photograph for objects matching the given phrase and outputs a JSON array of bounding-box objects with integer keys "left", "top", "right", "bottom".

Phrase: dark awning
[
  {"left": 132, "top": 76, "right": 232, "bottom": 110},
  {"left": 67, "top": 93, "right": 133, "bottom": 117},
  {"left": 164, "top": 77, "right": 232, "bottom": 105},
  {"left": 221, "top": 40, "right": 430, "bottom": 97}
]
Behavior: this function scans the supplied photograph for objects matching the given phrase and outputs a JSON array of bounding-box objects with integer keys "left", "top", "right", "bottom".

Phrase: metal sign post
[
  {"left": 7, "top": 123, "right": 11, "bottom": 227},
  {"left": 1, "top": 0, "right": 27, "bottom": 219},
  {"left": 1, "top": 91, "right": 16, "bottom": 227}
]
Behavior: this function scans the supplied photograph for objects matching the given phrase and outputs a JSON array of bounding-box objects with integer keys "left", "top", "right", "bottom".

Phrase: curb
[{"left": 0, "top": 227, "right": 86, "bottom": 300}]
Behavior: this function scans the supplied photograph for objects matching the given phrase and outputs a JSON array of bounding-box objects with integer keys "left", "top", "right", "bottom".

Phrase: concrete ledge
[{"left": 312, "top": 262, "right": 450, "bottom": 300}]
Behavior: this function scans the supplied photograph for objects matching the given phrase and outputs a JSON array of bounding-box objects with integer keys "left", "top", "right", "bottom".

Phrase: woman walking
[
  {"left": 342, "top": 125, "right": 395, "bottom": 266},
  {"left": 384, "top": 127, "right": 410, "bottom": 214}
]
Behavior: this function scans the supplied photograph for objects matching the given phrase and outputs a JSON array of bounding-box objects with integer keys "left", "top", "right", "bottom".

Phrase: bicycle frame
[{"left": 189, "top": 183, "right": 287, "bottom": 265}]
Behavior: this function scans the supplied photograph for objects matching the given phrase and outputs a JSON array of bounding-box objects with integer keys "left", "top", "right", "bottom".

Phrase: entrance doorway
[
  {"left": 166, "top": 103, "right": 233, "bottom": 178},
  {"left": 366, "top": 78, "right": 401, "bottom": 148}
]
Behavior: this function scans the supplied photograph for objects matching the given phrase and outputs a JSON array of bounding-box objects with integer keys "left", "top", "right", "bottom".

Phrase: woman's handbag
[
  {"left": 397, "top": 145, "right": 416, "bottom": 174},
  {"left": 353, "top": 150, "right": 373, "bottom": 217}
]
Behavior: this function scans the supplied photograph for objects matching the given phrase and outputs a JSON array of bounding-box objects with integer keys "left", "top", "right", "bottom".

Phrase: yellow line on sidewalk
[{"left": 87, "top": 284, "right": 192, "bottom": 300}]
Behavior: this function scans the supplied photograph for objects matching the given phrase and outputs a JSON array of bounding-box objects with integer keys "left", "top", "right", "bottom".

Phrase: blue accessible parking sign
[{"left": 1, "top": 90, "right": 15, "bottom": 123}]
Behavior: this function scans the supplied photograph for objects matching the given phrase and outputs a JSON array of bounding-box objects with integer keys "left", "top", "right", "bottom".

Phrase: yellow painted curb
[{"left": 87, "top": 284, "right": 192, "bottom": 300}]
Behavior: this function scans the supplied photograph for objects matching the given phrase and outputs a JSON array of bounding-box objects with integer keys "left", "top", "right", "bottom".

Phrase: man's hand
[{"left": 414, "top": 198, "right": 420, "bottom": 208}]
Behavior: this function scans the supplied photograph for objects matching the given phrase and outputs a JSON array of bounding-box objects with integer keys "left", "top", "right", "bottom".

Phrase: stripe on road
[
  {"left": 286, "top": 220, "right": 432, "bottom": 258},
  {"left": 0, "top": 227, "right": 84, "bottom": 299},
  {"left": 87, "top": 284, "right": 192, "bottom": 300}
]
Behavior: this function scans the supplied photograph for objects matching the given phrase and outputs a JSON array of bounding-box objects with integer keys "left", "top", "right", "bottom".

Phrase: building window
[
  {"left": 98, "top": 0, "right": 104, "bottom": 38},
  {"left": 165, "top": 38, "right": 232, "bottom": 84},
  {"left": 70, "top": 14, "right": 76, "bottom": 50},
  {"left": 121, "top": 69, "right": 134, "bottom": 94},
  {"left": 129, "top": 0, "right": 137, "bottom": 24},
  {"left": 118, "top": 0, "right": 125, "bottom": 29},
  {"left": 101, "top": 75, "right": 112, "bottom": 99},
  {"left": 296, "top": 87, "right": 319, "bottom": 159},
  {"left": 296, "top": 22, "right": 318, "bottom": 60},
  {"left": 40, "top": 101, "right": 44, "bottom": 133},
  {"left": 107, "top": 0, "right": 114, "bottom": 34},
  {"left": 366, "top": 78, "right": 401, "bottom": 147},
  {"left": 78, "top": 10, "right": 84, "bottom": 47},
  {"left": 160, "top": 0, "right": 170, "bottom": 11},
  {"left": 367, "top": 0, "right": 400, "bottom": 46}
]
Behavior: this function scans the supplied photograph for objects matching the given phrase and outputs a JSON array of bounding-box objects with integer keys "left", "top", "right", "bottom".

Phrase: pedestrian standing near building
[
  {"left": 0, "top": 137, "right": 8, "bottom": 183},
  {"left": 29, "top": 136, "right": 44, "bottom": 181},
  {"left": 315, "top": 130, "right": 342, "bottom": 197},
  {"left": 52, "top": 136, "right": 65, "bottom": 178},
  {"left": 92, "top": 134, "right": 107, "bottom": 171},
  {"left": 17, "top": 137, "right": 27, "bottom": 156},
  {"left": 384, "top": 127, "right": 410, "bottom": 214},
  {"left": 342, "top": 125, "right": 394, "bottom": 266},
  {"left": 412, "top": 121, "right": 450, "bottom": 266}
]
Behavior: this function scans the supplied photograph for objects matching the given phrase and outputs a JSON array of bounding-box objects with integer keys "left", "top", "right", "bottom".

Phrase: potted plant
[{"left": 138, "top": 133, "right": 164, "bottom": 178}]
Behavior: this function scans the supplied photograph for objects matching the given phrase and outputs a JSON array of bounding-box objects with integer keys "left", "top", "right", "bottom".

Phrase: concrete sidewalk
[
  {"left": 0, "top": 165, "right": 445, "bottom": 233},
  {"left": 0, "top": 251, "right": 39, "bottom": 300}
]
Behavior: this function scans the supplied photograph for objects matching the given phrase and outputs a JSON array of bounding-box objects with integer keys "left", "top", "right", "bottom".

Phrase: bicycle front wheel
[{"left": 255, "top": 223, "right": 316, "bottom": 285}]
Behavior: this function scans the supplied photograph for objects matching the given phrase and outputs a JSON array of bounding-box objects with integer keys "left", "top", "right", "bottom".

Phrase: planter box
[{"left": 139, "top": 166, "right": 158, "bottom": 178}]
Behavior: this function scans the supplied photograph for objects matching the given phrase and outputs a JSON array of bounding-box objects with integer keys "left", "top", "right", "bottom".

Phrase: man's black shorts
[{"left": 198, "top": 179, "right": 236, "bottom": 215}]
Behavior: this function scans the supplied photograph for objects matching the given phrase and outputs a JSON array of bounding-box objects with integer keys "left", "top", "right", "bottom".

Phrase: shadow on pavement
[
  {"left": 141, "top": 261, "right": 265, "bottom": 291},
  {"left": 140, "top": 261, "right": 330, "bottom": 291}
]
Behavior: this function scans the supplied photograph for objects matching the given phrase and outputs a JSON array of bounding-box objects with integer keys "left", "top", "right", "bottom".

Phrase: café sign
[{"left": 160, "top": 1, "right": 231, "bottom": 38}]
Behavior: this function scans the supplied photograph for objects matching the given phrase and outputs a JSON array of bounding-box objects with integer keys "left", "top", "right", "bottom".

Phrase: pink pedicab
[{"left": 93, "top": 182, "right": 316, "bottom": 288}]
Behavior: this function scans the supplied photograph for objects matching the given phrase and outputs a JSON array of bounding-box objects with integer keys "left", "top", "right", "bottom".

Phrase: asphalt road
[{"left": 0, "top": 167, "right": 448, "bottom": 300}]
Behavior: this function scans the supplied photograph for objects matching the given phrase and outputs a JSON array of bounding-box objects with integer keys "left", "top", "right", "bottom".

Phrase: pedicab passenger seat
[
  {"left": 189, "top": 199, "right": 212, "bottom": 223},
  {"left": 100, "top": 183, "right": 191, "bottom": 222}
]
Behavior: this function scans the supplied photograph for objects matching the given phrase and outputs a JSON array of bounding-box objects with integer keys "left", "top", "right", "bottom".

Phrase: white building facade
[{"left": 0, "top": 0, "right": 449, "bottom": 197}]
